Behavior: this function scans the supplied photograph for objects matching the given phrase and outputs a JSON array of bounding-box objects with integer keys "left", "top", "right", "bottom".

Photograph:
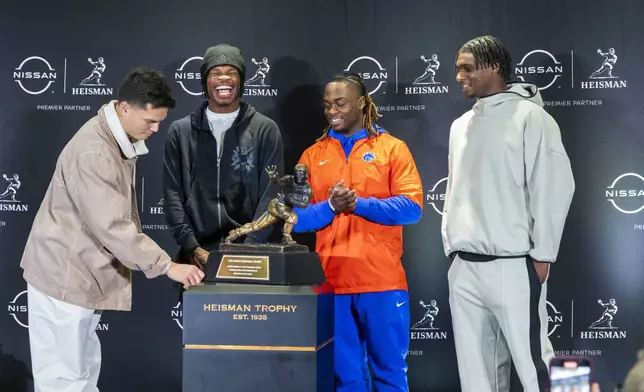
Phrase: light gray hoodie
[{"left": 441, "top": 82, "right": 575, "bottom": 262}]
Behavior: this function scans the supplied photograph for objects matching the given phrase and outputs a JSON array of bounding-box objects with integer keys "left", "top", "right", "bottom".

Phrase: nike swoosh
[
  {"left": 319, "top": 159, "right": 330, "bottom": 165},
  {"left": 397, "top": 302, "right": 406, "bottom": 307}
]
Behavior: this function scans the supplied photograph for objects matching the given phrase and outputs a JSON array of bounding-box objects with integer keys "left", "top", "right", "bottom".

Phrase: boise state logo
[{"left": 362, "top": 152, "right": 376, "bottom": 162}]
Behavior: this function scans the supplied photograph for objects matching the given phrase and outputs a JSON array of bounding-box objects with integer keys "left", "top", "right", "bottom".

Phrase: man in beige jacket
[{"left": 20, "top": 68, "right": 204, "bottom": 392}]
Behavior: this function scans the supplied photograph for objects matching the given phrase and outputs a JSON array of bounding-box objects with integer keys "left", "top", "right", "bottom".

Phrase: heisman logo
[
  {"left": 589, "top": 298, "right": 619, "bottom": 330},
  {"left": 410, "top": 299, "right": 448, "bottom": 340},
  {"left": 245, "top": 57, "right": 270, "bottom": 88},
  {"left": 405, "top": 53, "right": 449, "bottom": 95},
  {"left": 411, "top": 300, "right": 439, "bottom": 330},
  {"left": 580, "top": 298, "right": 627, "bottom": 339},
  {"left": 581, "top": 48, "right": 627, "bottom": 89},
  {"left": 72, "top": 57, "right": 113, "bottom": 96},
  {"left": 243, "top": 57, "right": 278, "bottom": 97},
  {"left": 0, "top": 173, "right": 28, "bottom": 212},
  {"left": 149, "top": 198, "right": 164, "bottom": 215},
  {"left": 79, "top": 57, "right": 106, "bottom": 87}
]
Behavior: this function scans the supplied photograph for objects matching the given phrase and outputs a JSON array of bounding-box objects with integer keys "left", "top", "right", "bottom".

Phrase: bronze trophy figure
[
  {"left": 224, "top": 164, "right": 312, "bottom": 245},
  {"left": 207, "top": 163, "right": 324, "bottom": 285}
]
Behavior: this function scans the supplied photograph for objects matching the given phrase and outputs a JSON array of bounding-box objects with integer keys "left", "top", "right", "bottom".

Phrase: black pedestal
[
  {"left": 204, "top": 243, "right": 325, "bottom": 286},
  {"left": 182, "top": 283, "right": 334, "bottom": 392}
]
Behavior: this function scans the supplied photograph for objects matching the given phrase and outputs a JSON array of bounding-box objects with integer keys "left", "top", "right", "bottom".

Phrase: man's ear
[
  {"left": 357, "top": 96, "right": 365, "bottom": 110},
  {"left": 117, "top": 100, "right": 130, "bottom": 114}
]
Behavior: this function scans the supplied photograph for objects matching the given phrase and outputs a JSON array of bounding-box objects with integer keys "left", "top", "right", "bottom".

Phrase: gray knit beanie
[{"left": 200, "top": 44, "right": 246, "bottom": 96}]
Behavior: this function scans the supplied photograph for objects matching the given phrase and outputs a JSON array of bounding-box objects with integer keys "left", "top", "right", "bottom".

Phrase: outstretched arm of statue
[{"left": 265, "top": 165, "right": 293, "bottom": 187}]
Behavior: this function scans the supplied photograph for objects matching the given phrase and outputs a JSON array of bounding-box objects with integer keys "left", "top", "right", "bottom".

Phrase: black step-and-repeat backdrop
[{"left": 1, "top": 1, "right": 643, "bottom": 391}]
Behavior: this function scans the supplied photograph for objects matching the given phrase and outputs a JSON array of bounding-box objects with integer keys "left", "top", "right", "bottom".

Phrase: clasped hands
[{"left": 329, "top": 179, "right": 357, "bottom": 213}]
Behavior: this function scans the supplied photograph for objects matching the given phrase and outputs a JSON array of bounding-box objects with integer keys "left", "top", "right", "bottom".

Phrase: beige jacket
[{"left": 20, "top": 102, "right": 172, "bottom": 311}]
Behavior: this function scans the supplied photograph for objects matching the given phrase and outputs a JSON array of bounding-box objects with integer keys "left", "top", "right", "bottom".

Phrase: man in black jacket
[{"left": 163, "top": 44, "right": 284, "bottom": 267}]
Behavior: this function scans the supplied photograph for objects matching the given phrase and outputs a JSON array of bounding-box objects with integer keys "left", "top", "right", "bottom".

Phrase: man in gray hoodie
[{"left": 442, "top": 35, "right": 575, "bottom": 392}]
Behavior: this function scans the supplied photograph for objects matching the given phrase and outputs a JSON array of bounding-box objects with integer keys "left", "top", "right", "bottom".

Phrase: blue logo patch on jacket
[{"left": 362, "top": 152, "right": 376, "bottom": 162}]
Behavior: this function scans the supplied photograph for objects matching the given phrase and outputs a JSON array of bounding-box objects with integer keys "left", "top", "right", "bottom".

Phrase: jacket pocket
[
  {"left": 525, "top": 256, "right": 545, "bottom": 287},
  {"left": 76, "top": 241, "right": 129, "bottom": 296}
]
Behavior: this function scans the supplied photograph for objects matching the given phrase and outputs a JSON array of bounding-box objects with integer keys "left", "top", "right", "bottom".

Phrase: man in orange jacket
[{"left": 293, "top": 71, "right": 424, "bottom": 392}]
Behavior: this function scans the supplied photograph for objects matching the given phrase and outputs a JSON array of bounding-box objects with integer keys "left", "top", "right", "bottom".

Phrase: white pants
[
  {"left": 27, "top": 283, "right": 103, "bottom": 392},
  {"left": 448, "top": 255, "right": 554, "bottom": 392}
]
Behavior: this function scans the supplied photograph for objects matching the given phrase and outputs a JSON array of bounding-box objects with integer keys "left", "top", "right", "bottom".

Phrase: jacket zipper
[
  {"left": 336, "top": 139, "right": 367, "bottom": 187},
  {"left": 217, "top": 132, "right": 226, "bottom": 230}
]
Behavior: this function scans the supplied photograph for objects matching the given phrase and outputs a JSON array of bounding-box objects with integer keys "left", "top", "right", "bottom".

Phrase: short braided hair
[{"left": 457, "top": 35, "right": 512, "bottom": 82}]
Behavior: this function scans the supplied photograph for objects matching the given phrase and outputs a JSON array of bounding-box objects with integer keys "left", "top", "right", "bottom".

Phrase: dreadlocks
[
  {"left": 457, "top": 35, "right": 512, "bottom": 82},
  {"left": 317, "top": 71, "right": 382, "bottom": 142}
]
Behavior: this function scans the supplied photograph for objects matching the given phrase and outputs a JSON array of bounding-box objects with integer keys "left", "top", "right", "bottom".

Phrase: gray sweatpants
[{"left": 448, "top": 254, "right": 554, "bottom": 392}]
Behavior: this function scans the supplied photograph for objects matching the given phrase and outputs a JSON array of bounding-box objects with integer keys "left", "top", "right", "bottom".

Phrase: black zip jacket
[{"left": 163, "top": 100, "right": 284, "bottom": 254}]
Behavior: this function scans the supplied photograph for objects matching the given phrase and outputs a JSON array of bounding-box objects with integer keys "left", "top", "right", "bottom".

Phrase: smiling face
[
  {"left": 455, "top": 52, "right": 498, "bottom": 98},
  {"left": 206, "top": 65, "right": 241, "bottom": 113},
  {"left": 454, "top": 36, "right": 513, "bottom": 99},
  {"left": 323, "top": 81, "right": 365, "bottom": 136}
]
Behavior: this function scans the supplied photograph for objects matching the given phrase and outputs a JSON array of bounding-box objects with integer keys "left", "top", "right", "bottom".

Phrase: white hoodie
[{"left": 441, "top": 83, "right": 575, "bottom": 262}]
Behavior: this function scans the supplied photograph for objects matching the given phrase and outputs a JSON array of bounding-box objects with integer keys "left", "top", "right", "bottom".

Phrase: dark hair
[
  {"left": 317, "top": 71, "right": 382, "bottom": 142},
  {"left": 457, "top": 35, "right": 512, "bottom": 82},
  {"left": 116, "top": 68, "right": 176, "bottom": 110}
]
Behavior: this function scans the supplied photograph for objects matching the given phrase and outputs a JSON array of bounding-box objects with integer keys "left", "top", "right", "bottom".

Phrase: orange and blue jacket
[{"left": 294, "top": 127, "right": 423, "bottom": 294}]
